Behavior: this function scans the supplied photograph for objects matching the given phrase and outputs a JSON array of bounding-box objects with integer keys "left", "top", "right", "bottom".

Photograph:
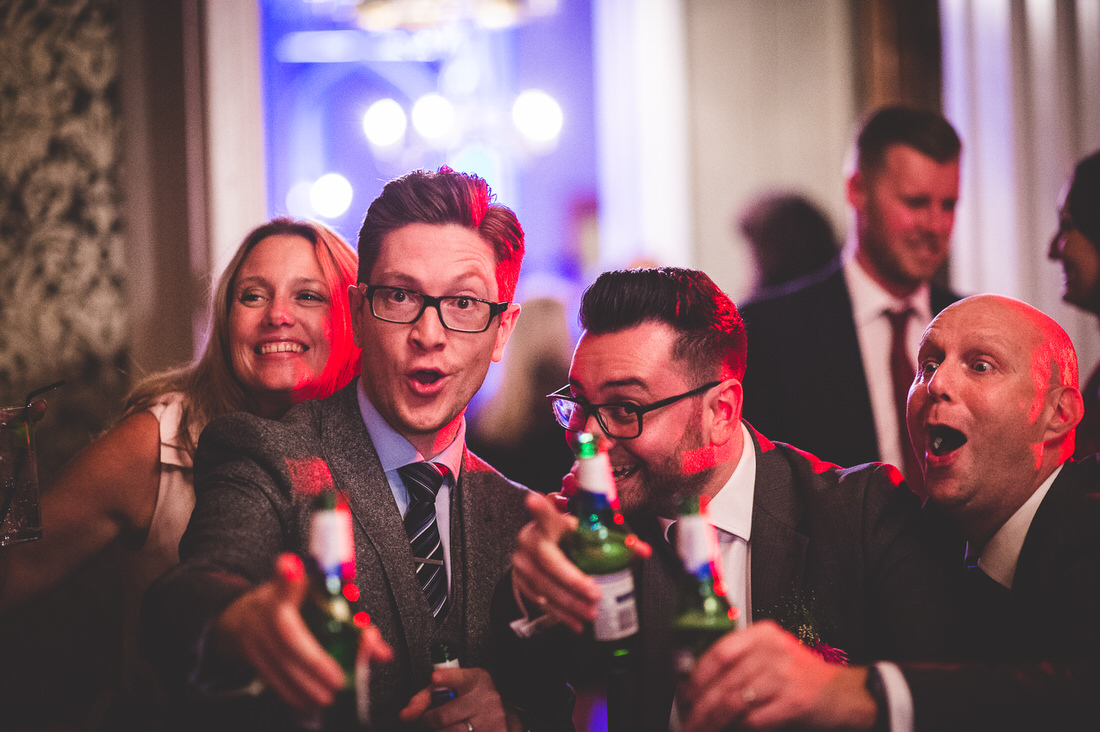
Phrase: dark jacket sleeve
[{"left": 140, "top": 411, "right": 307, "bottom": 694}]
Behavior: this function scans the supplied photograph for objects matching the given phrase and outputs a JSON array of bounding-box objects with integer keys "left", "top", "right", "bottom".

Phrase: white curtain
[{"left": 942, "top": 0, "right": 1100, "bottom": 375}]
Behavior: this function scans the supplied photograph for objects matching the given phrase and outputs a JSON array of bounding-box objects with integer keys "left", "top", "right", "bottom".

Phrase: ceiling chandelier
[{"left": 356, "top": 0, "right": 558, "bottom": 31}]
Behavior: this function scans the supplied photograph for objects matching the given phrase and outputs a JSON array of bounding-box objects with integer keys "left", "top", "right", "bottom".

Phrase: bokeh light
[
  {"left": 412, "top": 93, "right": 456, "bottom": 143},
  {"left": 513, "top": 89, "right": 563, "bottom": 144},
  {"left": 285, "top": 180, "right": 314, "bottom": 218},
  {"left": 310, "top": 173, "right": 353, "bottom": 218},
  {"left": 362, "top": 97, "right": 407, "bottom": 147}
]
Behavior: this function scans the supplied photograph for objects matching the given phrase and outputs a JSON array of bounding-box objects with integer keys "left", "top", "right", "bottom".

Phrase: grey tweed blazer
[{"left": 142, "top": 381, "right": 544, "bottom": 729}]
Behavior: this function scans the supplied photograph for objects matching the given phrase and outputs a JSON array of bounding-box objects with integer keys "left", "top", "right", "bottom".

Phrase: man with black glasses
[
  {"left": 143, "top": 169, "right": 574, "bottom": 732},
  {"left": 509, "top": 267, "right": 959, "bottom": 732}
]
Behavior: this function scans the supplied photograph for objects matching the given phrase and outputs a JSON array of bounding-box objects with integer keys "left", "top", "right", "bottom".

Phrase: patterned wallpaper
[
  {"left": 0, "top": 0, "right": 128, "bottom": 485},
  {"left": 1, "top": 4, "right": 128, "bottom": 726}
]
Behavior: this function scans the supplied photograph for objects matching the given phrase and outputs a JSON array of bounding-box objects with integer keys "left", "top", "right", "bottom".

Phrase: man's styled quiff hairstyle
[
  {"left": 579, "top": 267, "right": 747, "bottom": 383},
  {"left": 855, "top": 106, "right": 962, "bottom": 174},
  {"left": 356, "top": 167, "right": 525, "bottom": 301}
]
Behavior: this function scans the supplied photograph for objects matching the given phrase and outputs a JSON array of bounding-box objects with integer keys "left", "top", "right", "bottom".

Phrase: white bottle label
[
  {"left": 676, "top": 513, "right": 714, "bottom": 575},
  {"left": 355, "top": 650, "right": 371, "bottom": 725},
  {"left": 577, "top": 450, "right": 619, "bottom": 502},
  {"left": 593, "top": 569, "right": 639, "bottom": 641},
  {"left": 310, "top": 506, "right": 353, "bottom": 575}
]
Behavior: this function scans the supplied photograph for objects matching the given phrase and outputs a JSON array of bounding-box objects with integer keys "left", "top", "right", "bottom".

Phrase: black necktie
[
  {"left": 885, "top": 308, "right": 924, "bottom": 496},
  {"left": 399, "top": 462, "right": 449, "bottom": 618}
]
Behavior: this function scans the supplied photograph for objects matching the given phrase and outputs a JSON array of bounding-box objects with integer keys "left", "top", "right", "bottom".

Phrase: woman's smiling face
[{"left": 228, "top": 234, "right": 334, "bottom": 417}]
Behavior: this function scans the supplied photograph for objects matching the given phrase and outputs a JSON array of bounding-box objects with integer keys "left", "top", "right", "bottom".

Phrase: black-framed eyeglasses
[
  {"left": 361, "top": 284, "right": 510, "bottom": 333},
  {"left": 547, "top": 381, "right": 721, "bottom": 439}
]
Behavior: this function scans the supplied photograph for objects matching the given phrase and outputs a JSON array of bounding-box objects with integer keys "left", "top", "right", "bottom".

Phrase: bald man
[{"left": 678, "top": 295, "right": 1100, "bottom": 732}]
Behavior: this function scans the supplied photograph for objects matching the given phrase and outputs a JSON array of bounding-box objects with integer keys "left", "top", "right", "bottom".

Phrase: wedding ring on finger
[{"left": 742, "top": 686, "right": 757, "bottom": 704}]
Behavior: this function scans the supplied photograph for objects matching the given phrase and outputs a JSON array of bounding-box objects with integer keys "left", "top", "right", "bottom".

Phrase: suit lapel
[
  {"left": 451, "top": 454, "right": 489, "bottom": 644},
  {"left": 1012, "top": 459, "right": 1098, "bottom": 610},
  {"left": 747, "top": 426, "right": 810, "bottom": 621},
  {"left": 827, "top": 273, "right": 880, "bottom": 459},
  {"left": 318, "top": 384, "right": 435, "bottom": 661}
]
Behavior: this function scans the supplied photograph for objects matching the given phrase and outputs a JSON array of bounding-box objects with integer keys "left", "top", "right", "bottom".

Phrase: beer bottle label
[{"left": 593, "top": 569, "right": 639, "bottom": 641}]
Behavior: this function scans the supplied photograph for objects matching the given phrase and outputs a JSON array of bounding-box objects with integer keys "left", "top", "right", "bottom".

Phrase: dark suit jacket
[
  {"left": 902, "top": 456, "right": 1100, "bottom": 731},
  {"left": 739, "top": 262, "right": 960, "bottom": 469},
  {"left": 142, "top": 382, "right": 572, "bottom": 731},
  {"left": 546, "top": 425, "right": 960, "bottom": 732}
]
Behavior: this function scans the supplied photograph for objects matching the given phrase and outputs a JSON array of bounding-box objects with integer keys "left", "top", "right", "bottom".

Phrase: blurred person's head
[
  {"left": 350, "top": 168, "right": 523, "bottom": 456},
  {"left": 1049, "top": 149, "right": 1100, "bottom": 314},
  {"left": 738, "top": 192, "right": 840, "bottom": 293},
  {"left": 907, "top": 294, "right": 1082, "bottom": 547},
  {"left": 474, "top": 296, "right": 573, "bottom": 445},
  {"left": 847, "top": 106, "right": 962, "bottom": 298},
  {"left": 552, "top": 268, "right": 747, "bottom": 516}
]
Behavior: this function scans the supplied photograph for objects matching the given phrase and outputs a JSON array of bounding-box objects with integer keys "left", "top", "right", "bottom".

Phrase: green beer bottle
[
  {"left": 563, "top": 432, "right": 639, "bottom": 650},
  {"left": 671, "top": 495, "right": 737, "bottom": 676},
  {"left": 300, "top": 490, "right": 363, "bottom": 729},
  {"left": 562, "top": 432, "right": 640, "bottom": 732}
]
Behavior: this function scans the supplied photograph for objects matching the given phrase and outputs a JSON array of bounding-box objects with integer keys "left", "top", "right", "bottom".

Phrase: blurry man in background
[{"left": 741, "top": 106, "right": 963, "bottom": 495}]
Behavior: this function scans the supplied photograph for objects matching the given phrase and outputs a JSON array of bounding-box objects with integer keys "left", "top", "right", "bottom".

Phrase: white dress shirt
[
  {"left": 661, "top": 422, "right": 757, "bottom": 625},
  {"left": 665, "top": 422, "right": 757, "bottom": 731},
  {"left": 842, "top": 255, "right": 932, "bottom": 471}
]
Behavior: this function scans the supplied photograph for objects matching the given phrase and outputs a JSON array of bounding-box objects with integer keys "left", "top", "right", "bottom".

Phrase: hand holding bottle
[
  {"left": 679, "top": 620, "right": 870, "bottom": 732},
  {"left": 211, "top": 553, "right": 361, "bottom": 711},
  {"left": 398, "top": 664, "right": 511, "bottom": 731},
  {"left": 512, "top": 441, "right": 651, "bottom": 633},
  {"left": 513, "top": 491, "right": 603, "bottom": 633}
]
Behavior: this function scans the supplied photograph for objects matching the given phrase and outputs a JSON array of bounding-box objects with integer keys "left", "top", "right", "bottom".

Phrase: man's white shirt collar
[
  {"left": 660, "top": 422, "right": 755, "bottom": 541},
  {"left": 843, "top": 253, "right": 932, "bottom": 327},
  {"left": 707, "top": 422, "right": 756, "bottom": 541},
  {"left": 973, "top": 463, "right": 1064, "bottom": 589}
]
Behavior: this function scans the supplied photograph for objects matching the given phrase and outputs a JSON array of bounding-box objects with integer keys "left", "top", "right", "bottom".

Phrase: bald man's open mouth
[{"left": 928, "top": 424, "right": 967, "bottom": 457}]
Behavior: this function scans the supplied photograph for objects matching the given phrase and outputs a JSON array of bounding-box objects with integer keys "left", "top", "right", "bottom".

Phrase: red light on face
[
  {"left": 353, "top": 611, "right": 370, "bottom": 628},
  {"left": 344, "top": 584, "right": 360, "bottom": 602}
]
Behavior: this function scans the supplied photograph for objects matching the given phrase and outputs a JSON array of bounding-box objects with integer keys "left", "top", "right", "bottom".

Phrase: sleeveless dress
[{"left": 102, "top": 392, "right": 196, "bottom": 730}]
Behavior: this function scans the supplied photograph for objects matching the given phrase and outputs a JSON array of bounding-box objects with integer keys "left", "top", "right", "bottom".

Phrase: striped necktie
[{"left": 398, "top": 461, "right": 449, "bottom": 618}]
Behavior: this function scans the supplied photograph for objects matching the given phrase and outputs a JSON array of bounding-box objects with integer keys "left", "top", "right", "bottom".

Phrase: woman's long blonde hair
[{"left": 123, "top": 218, "right": 361, "bottom": 457}]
